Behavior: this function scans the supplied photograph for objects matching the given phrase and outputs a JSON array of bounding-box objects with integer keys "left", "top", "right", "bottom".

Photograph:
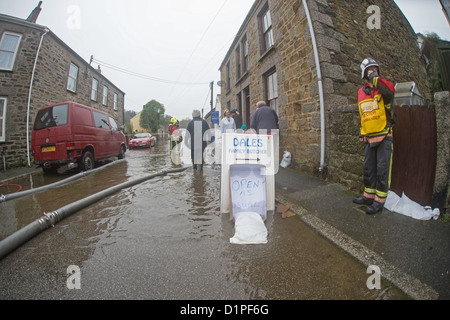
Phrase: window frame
[
  {"left": 235, "top": 45, "right": 241, "bottom": 80},
  {"left": 67, "top": 63, "right": 79, "bottom": 92},
  {"left": 241, "top": 35, "right": 249, "bottom": 74},
  {"left": 265, "top": 69, "right": 278, "bottom": 114},
  {"left": 113, "top": 92, "right": 118, "bottom": 110},
  {"left": 259, "top": 5, "right": 274, "bottom": 53},
  {"left": 91, "top": 78, "right": 98, "bottom": 101},
  {"left": 102, "top": 85, "right": 108, "bottom": 105},
  {"left": 0, "top": 32, "right": 22, "bottom": 71}
]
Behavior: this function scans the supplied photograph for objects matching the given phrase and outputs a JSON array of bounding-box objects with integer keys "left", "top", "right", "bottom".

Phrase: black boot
[
  {"left": 366, "top": 201, "right": 384, "bottom": 214},
  {"left": 353, "top": 196, "right": 373, "bottom": 205}
]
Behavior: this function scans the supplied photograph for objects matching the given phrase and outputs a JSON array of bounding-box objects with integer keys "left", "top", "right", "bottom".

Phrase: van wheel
[
  {"left": 80, "top": 151, "right": 94, "bottom": 171},
  {"left": 118, "top": 145, "right": 126, "bottom": 159}
]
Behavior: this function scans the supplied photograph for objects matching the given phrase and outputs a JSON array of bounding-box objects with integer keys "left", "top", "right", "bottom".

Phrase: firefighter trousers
[{"left": 363, "top": 136, "right": 393, "bottom": 204}]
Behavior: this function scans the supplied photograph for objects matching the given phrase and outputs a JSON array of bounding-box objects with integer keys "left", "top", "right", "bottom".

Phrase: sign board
[
  {"left": 211, "top": 111, "right": 220, "bottom": 124},
  {"left": 229, "top": 164, "right": 267, "bottom": 220},
  {"left": 220, "top": 132, "right": 279, "bottom": 215}
]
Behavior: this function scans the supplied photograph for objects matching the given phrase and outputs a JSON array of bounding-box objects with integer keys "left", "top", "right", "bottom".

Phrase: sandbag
[
  {"left": 230, "top": 212, "right": 268, "bottom": 244},
  {"left": 280, "top": 151, "right": 291, "bottom": 168}
]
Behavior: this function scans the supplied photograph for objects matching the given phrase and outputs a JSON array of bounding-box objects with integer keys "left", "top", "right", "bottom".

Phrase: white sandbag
[
  {"left": 280, "top": 151, "right": 291, "bottom": 168},
  {"left": 385, "top": 191, "right": 440, "bottom": 220},
  {"left": 230, "top": 212, "right": 268, "bottom": 244}
]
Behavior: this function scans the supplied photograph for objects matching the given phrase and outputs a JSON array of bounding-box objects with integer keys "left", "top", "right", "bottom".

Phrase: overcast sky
[{"left": 1, "top": 0, "right": 449, "bottom": 121}]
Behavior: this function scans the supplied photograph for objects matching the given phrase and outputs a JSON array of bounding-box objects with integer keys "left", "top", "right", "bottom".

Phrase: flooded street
[{"left": 0, "top": 142, "right": 408, "bottom": 300}]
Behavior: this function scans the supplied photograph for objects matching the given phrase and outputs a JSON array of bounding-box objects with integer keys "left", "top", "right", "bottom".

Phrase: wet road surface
[{"left": 0, "top": 142, "right": 409, "bottom": 300}]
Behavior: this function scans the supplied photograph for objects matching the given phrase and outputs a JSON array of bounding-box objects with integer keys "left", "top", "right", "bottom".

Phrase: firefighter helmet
[
  {"left": 360, "top": 57, "right": 379, "bottom": 79},
  {"left": 170, "top": 117, "right": 177, "bottom": 124}
]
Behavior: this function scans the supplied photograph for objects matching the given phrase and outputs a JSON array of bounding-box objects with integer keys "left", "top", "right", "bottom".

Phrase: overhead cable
[{"left": 91, "top": 57, "right": 209, "bottom": 86}]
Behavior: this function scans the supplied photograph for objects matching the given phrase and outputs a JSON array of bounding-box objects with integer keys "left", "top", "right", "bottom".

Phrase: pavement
[{"left": 1, "top": 164, "right": 449, "bottom": 300}]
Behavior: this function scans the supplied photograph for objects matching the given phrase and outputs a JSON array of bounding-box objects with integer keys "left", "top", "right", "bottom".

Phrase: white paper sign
[{"left": 229, "top": 164, "right": 267, "bottom": 220}]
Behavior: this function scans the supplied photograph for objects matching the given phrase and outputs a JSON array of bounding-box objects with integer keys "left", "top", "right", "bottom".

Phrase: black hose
[{"left": 0, "top": 166, "right": 188, "bottom": 260}]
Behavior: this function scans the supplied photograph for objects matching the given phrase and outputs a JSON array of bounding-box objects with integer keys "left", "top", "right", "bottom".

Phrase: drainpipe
[
  {"left": 26, "top": 28, "right": 49, "bottom": 167},
  {"left": 0, "top": 166, "right": 188, "bottom": 260},
  {"left": 302, "top": 0, "right": 325, "bottom": 171}
]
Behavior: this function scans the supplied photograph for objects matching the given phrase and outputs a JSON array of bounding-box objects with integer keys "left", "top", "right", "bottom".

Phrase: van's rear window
[{"left": 34, "top": 104, "right": 69, "bottom": 130}]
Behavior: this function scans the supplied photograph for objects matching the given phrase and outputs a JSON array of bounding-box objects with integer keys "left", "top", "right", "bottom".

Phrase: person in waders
[
  {"left": 353, "top": 57, "right": 395, "bottom": 214},
  {"left": 168, "top": 117, "right": 182, "bottom": 165}
]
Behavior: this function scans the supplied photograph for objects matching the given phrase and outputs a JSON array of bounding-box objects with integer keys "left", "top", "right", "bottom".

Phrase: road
[{"left": 0, "top": 141, "right": 408, "bottom": 301}]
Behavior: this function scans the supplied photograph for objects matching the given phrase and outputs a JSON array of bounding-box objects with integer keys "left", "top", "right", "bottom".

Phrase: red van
[{"left": 31, "top": 101, "right": 126, "bottom": 173}]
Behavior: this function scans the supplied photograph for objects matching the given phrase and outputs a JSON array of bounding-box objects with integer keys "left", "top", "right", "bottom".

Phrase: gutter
[{"left": 302, "top": 0, "right": 326, "bottom": 171}]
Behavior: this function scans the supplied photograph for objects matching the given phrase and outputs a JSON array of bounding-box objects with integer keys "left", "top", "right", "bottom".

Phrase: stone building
[
  {"left": 0, "top": 10, "right": 125, "bottom": 169},
  {"left": 219, "top": 0, "right": 429, "bottom": 190}
]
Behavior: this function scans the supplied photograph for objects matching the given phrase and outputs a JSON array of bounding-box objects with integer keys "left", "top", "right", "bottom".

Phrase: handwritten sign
[{"left": 229, "top": 164, "right": 266, "bottom": 220}]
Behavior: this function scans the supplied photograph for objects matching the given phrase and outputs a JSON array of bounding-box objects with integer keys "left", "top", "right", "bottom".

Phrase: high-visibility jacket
[{"left": 357, "top": 76, "right": 395, "bottom": 138}]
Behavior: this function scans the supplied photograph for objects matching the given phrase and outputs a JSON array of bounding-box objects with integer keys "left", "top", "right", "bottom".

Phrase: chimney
[{"left": 26, "top": 1, "right": 43, "bottom": 23}]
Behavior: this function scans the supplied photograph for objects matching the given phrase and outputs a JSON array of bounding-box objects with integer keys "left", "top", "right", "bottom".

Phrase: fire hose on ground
[
  {"left": 0, "top": 159, "right": 126, "bottom": 203},
  {"left": 0, "top": 166, "right": 188, "bottom": 260}
]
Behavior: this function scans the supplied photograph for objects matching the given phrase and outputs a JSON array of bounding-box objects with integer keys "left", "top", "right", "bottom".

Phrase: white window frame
[
  {"left": 102, "top": 85, "right": 108, "bottom": 105},
  {"left": 267, "top": 71, "right": 278, "bottom": 114},
  {"left": 91, "top": 78, "right": 98, "bottom": 101},
  {"left": 0, "top": 97, "right": 7, "bottom": 142},
  {"left": 242, "top": 36, "right": 249, "bottom": 73},
  {"left": 0, "top": 32, "right": 22, "bottom": 71},
  {"left": 67, "top": 63, "right": 79, "bottom": 92},
  {"left": 262, "top": 9, "right": 274, "bottom": 51},
  {"left": 113, "top": 92, "right": 118, "bottom": 110}
]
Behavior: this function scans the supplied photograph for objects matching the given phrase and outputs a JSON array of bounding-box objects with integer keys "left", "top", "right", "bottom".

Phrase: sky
[{"left": 0, "top": 0, "right": 449, "bottom": 121}]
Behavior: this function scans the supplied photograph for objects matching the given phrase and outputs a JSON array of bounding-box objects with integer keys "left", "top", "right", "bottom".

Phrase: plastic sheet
[{"left": 385, "top": 191, "right": 440, "bottom": 220}]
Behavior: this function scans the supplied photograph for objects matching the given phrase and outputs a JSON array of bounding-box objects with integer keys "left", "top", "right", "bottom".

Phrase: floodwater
[{"left": 0, "top": 141, "right": 409, "bottom": 300}]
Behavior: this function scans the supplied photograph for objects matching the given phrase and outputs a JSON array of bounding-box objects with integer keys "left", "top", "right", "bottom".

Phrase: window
[
  {"left": 0, "top": 98, "right": 6, "bottom": 142},
  {"left": 67, "top": 63, "right": 78, "bottom": 92},
  {"left": 226, "top": 61, "right": 231, "bottom": 91},
  {"left": 0, "top": 32, "right": 22, "bottom": 71},
  {"left": 242, "top": 36, "right": 249, "bottom": 73},
  {"left": 261, "top": 6, "right": 274, "bottom": 52},
  {"left": 93, "top": 111, "right": 109, "bottom": 129},
  {"left": 266, "top": 70, "right": 278, "bottom": 114},
  {"left": 109, "top": 117, "right": 118, "bottom": 130},
  {"left": 34, "top": 104, "right": 69, "bottom": 130},
  {"left": 102, "top": 85, "right": 108, "bottom": 105},
  {"left": 235, "top": 45, "right": 241, "bottom": 79},
  {"left": 113, "top": 93, "right": 118, "bottom": 110},
  {"left": 91, "top": 78, "right": 98, "bottom": 101}
]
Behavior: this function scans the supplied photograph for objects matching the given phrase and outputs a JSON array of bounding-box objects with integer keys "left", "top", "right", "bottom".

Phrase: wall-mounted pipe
[
  {"left": 0, "top": 166, "right": 188, "bottom": 260},
  {"left": 302, "top": 0, "right": 326, "bottom": 171},
  {"left": 26, "top": 28, "right": 49, "bottom": 167},
  {"left": 0, "top": 159, "right": 126, "bottom": 203}
]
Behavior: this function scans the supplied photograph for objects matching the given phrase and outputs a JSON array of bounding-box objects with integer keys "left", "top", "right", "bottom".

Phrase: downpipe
[
  {"left": 0, "top": 166, "right": 188, "bottom": 260},
  {"left": 0, "top": 159, "right": 126, "bottom": 203},
  {"left": 302, "top": 0, "right": 326, "bottom": 171}
]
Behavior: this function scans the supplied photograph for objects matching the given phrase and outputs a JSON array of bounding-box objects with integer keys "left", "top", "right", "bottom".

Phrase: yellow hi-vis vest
[{"left": 358, "top": 92, "right": 388, "bottom": 136}]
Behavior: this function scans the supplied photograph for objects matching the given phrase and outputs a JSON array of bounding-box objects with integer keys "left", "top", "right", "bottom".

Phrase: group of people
[
  {"left": 167, "top": 56, "right": 393, "bottom": 215},
  {"left": 168, "top": 110, "right": 210, "bottom": 170},
  {"left": 219, "top": 101, "right": 279, "bottom": 134},
  {"left": 168, "top": 101, "right": 279, "bottom": 170}
]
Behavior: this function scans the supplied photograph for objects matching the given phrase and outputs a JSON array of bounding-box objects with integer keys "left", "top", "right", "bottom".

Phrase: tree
[{"left": 140, "top": 100, "right": 165, "bottom": 132}]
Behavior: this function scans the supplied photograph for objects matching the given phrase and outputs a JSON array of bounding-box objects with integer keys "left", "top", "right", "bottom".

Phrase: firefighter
[
  {"left": 353, "top": 57, "right": 396, "bottom": 214},
  {"left": 168, "top": 117, "right": 182, "bottom": 164}
]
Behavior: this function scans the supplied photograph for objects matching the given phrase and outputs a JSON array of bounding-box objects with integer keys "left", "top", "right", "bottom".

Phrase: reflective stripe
[{"left": 375, "top": 195, "right": 386, "bottom": 203}]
